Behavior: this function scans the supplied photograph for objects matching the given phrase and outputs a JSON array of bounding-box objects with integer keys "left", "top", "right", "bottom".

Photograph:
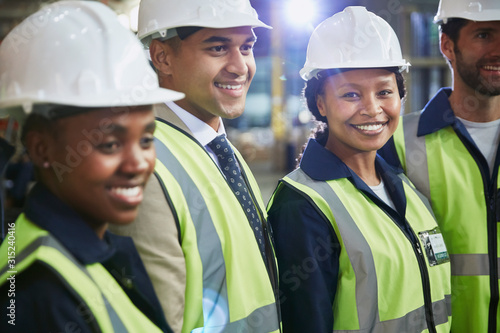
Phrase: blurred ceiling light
[
  {"left": 285, "top": 0, "right": 316, "bottom": 25},
  {"left": 298, "top": 110, "right": 312, "bottom": 124}
]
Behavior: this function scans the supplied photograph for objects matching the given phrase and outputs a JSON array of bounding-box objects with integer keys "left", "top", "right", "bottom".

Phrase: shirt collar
[
  {"left": 299, "top": 138, "right": 352, "bottom": 181},
  {"left": 24, "top": 183, "right": 116, "bottom": 265},
  {"left": 299, "top": 138, "right": 398, "bottom": 177},
  {"left": 166, "top": 101, "right": 226, "bottom": 146},
  {"left": 299, "top": 138, "right": 408, "bottom": 220},
  {"left": 418, "top": 87, "right": 456, "bottom": 136}
]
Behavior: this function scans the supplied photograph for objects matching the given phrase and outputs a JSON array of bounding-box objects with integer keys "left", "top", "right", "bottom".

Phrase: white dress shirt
[{"left": 166, "top": 101, "right": 227, "bottom": 168}]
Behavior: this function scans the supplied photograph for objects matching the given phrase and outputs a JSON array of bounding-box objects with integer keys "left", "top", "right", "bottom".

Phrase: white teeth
[
  {"left": 112, "top": 186, "right": 140, "bottom": 197},
  {"left": 484, "top": 65, "right": 500, "bottom": 71},
  {"left": 215, "top": 83, "right": 242, "bottom": 90},
  {"left": 355, "top": 124, "right": 384, "bottom": 131}
]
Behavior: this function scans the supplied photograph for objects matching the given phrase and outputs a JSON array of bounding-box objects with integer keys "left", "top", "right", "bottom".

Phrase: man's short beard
[{"left": 455, "top": 47, "right": 500, "bottom": 97}]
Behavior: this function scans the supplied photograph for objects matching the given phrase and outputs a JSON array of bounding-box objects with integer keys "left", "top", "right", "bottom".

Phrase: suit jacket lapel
[{"left": 153, "top": 103, "right": 193, "bottom": 136}]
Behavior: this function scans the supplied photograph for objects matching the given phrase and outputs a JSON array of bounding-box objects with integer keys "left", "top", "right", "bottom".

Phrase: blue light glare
[{"left": 285, "top": 0, "right": 317, "bottom": 25}]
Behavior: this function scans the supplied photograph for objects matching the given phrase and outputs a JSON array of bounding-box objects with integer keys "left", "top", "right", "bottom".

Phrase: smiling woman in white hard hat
[
  {"left": 267, "top": 6, "right": 452, "bottom": 333},
  {"left": 0, "top": 1, "right": 184, "bottom": 332}
]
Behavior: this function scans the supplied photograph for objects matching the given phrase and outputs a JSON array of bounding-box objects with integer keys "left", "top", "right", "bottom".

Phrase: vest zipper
[
  {"left": 412, "top": 236, "right": 437, "bottom": 333},
  {"left": 373, "top": 200, "right": 437, "bottom": 333},
  {"left": 454, "top": 126, "right": 499, "bottom": 333},
  {"left": 486, "top": 186, "right": 499, "bottom": 333}
]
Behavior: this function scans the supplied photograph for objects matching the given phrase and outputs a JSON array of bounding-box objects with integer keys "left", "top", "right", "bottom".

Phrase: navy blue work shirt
[{"left": 0, "top": 183, "right": 172, "bottom": 333}]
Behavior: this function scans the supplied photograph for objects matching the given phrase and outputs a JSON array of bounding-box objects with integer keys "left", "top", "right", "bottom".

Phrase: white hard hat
[
  {"left": 434, "top": 0, "right": 500, "bottom": 24},
  {"left": 300, "top": 6, "right": 410, "bottom": 81},
  {"left": 137, "top": 0, "right": 272, "bottom": 47},
  {"left": 0, "top": 0, "right": 184, "bottom": 121}
]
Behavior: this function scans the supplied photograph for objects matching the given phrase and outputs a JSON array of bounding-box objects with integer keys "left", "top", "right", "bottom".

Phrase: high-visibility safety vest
[
  {"left": 391, "top": 109, "right": 500, "bottom": 333},
  {"left": 153, "top": 119, "right": 280, "bottom": 333},
  {"left": 0, "top": 215, "right": 164, "bottom": 333},
  {"left": 272, "top": 168, "right": 452, "bottom": 333}
]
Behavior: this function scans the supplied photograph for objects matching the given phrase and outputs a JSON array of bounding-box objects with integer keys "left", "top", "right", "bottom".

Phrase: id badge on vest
[{"left": 418, "top": 227, "right": 450, "bottom": 266}]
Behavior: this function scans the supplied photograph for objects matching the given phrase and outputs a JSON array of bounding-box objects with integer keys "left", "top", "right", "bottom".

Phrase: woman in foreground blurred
[{"left": 0, "top": 1, "right": 183, "bottom": 332}]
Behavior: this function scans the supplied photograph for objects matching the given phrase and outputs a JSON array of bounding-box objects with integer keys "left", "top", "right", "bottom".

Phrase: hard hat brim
[
  {"left": 300, "top": 62, "right": 411, "bottom": 81},
  {"left": 0, "top": 88, "right": 185, "bottom": 118},
  {"left": 139, "top": 16, "right": 272, "bottom": 48},
  {"left": 434, "top": 10, "right": 500, "bottom": 24}
]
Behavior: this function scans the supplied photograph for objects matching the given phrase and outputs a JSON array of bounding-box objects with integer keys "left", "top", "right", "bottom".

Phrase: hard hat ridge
[{"left": 300, "top": 6, "right": 410, "bottom": 81}]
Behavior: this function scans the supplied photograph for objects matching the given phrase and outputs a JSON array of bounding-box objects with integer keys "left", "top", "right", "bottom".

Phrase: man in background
[{"left": 379, "top": 1, "right": 500, "bottom": 332}]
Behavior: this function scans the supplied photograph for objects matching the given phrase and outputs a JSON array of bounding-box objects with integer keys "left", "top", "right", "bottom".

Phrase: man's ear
[
  {"left": 440, "top": 32, "right": 455, "bottom": 64},
  {"left": 150, "top": 39, "right": 174, "bottom": 75},
  {"left": 24, "top": 130, "right": 51, "bottom": 168}
]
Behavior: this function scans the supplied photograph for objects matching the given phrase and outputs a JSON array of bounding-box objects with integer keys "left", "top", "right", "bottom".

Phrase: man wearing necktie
[{"left": 108, "top": 1, "right": 281, "bottom": 332}]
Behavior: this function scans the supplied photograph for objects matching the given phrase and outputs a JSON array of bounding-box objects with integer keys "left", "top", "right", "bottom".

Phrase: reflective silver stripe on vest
[
  {"left": 333, "top": 295, "right": 451, "bottom": 333},
  {"left": 398, "top": 174, "right": 437, "bottom": 220},
  {"left": 450, "top": 253, "right": 500, "bottom": 276},
  {"left": 403, "top": 112, "right": 431, "bottom": 200},
  {"left": 0, "top": 234, "right": 128, "bottom": 333},
  {"left": 287, "top": 169, "right": 450, "bottom": 332},
  {"left": 219, "top": 302, "right": 279, "bottom": 333},
  {"left": 155, "top": 139, "right": 279, "bottom": 332}
]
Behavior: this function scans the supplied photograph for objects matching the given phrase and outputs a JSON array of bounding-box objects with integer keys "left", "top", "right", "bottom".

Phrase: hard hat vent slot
[
  {"left": 22, "top": 101, "right": 33, "bottom": 114},
  {"left": 146, "top": 20, "right": 159, "bottom": 34},
  {"left": 77, "top": 70, "right": 102, "bottom": 97},
  {"left": 468, "top": 2, "right": 482, "bottom": 12},
  {"left": 198, "top": 5, "right": 217, "bottom": 20},
  {"left": 6, "top": 81, "right": 21, "bottom": 99}
]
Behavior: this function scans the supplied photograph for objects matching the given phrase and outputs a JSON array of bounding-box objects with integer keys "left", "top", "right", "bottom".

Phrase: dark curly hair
[
  {"left": 296, "top": 67, "right": 406, "bottom": 165},
  {"left": 304, "top": 67, "right": 406, "bottom": 123}
]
